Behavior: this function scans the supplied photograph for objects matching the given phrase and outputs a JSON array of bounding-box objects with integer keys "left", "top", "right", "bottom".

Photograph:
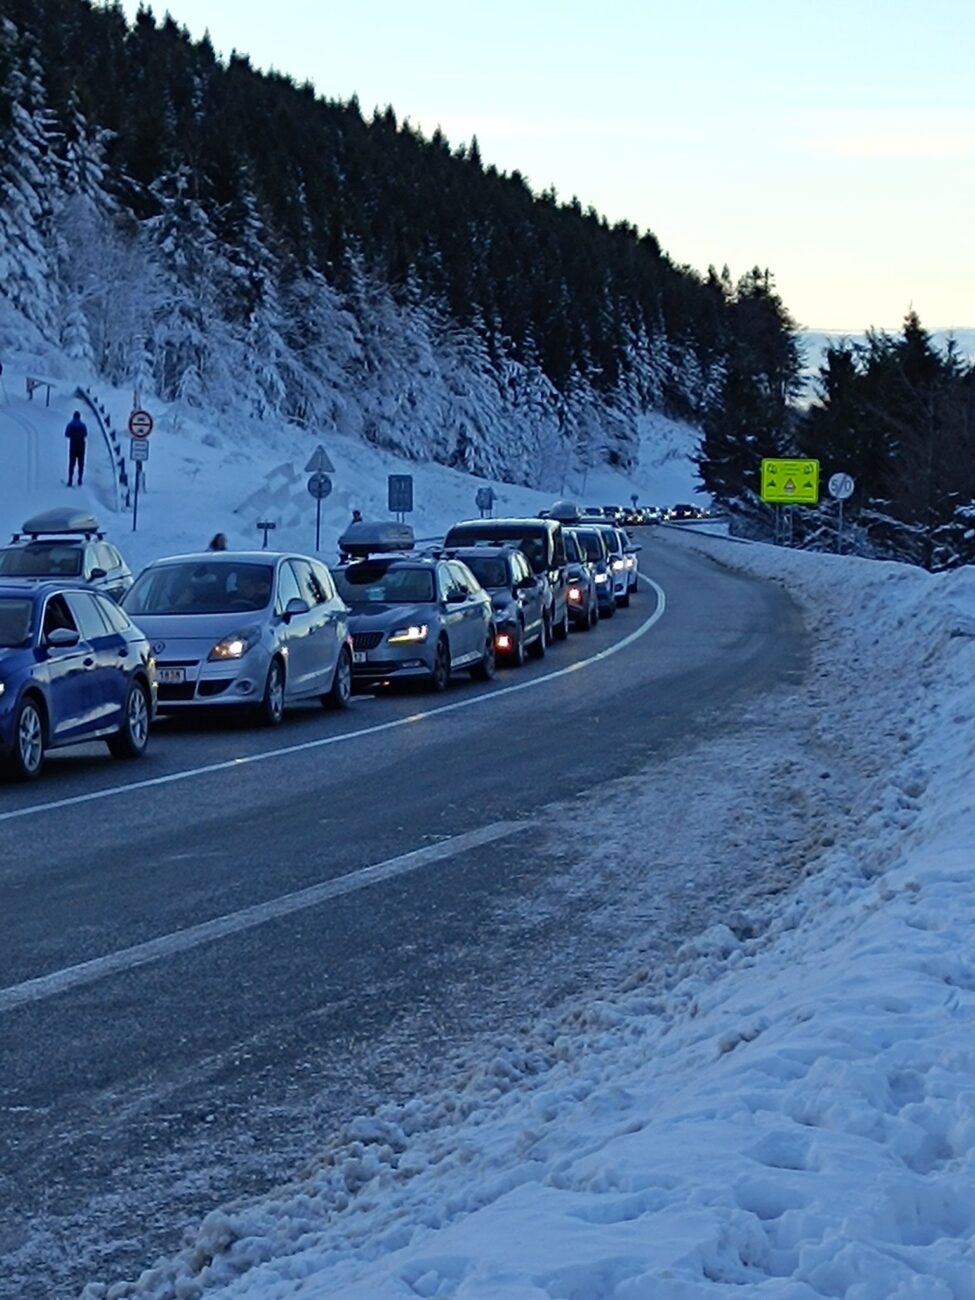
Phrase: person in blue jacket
[{"left": 65, "top": 411, "right": 88, "bottom": 486}]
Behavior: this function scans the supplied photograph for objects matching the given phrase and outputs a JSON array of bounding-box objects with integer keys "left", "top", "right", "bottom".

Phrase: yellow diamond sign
[{"left": 760, "top": 458, "right": 820, "bottom": 505}]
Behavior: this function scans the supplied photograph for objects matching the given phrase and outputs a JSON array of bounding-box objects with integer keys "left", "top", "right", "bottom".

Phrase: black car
[
  {"left": 563, "top": 528, "right": 599, "bottom": 628},
  {"left": 442, "top": 517, "right": 570, "bottom": 644},
  {"left": 572, "top": 525, "right": 617, "bottom": 617},
  {"left": 0, "top": 508, "right": 133, "bottom": 603},
  {"left": 443, "top": 545, "right": 546, "bottom": 665}
]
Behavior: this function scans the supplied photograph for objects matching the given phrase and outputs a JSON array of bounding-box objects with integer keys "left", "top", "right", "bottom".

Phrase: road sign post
[
  {"left": 828, "top": 472, "right": 855, "bottom": 554},
  {"left": 760, "top": 458, "right": 820, "bottom": 506},
  {"left": 257, "top": 520, "right": 277, "bottom": 549},
  {"left": 307, "top": 472, "right": 333, "bottom": 551},
  {"left": 388, "top": 474, "right": 414, "bottom": 522}
]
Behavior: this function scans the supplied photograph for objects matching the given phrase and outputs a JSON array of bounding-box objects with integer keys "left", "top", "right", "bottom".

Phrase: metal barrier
[{"left": 74, "top": 387, "right": 130, "bottom": 511}]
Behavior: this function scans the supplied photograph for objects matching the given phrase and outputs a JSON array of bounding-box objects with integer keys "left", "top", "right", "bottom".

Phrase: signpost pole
[
  {"left": 132, "top": 462, "right": 141, "bottom": 532},
  {"left": 837, "top": 499, "right": 844, "bottom": 554},
  {"left": 315, "top": 494, "right": 322, "bottom": 552}
]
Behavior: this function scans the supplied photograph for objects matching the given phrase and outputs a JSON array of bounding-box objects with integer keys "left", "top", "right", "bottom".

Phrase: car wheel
[
  {"left": 323, "top": 646, "right": 352, "bottom": 710},
  {"left": 617, "top": 591, "right": 630, "bottom": 609},
  {"left": 588, "top": 598, "right": 599, "bottom": 628},
  {"left": 530, "top": 624, "right": 546, "bottom": 659},
  {"left": 511, "top": 623, "right": 527, "bottom": 667},
  {"left": 554, "top": 603, "right": 570, "bottom": 640},
  {"left": 256, "top": 657, "right": 285, "bottom": 726},
  {"left": 471, "top": 630, "right": 497, "bottom": 681},
  {"left": 6, "top": 694, "right": 45, "bottom": 781},
  {"left": 428, "top": 637, "right": 451, "bottom": 692},
  {"left": 542, "top": 608, "right": 553, "bottom": 646},
  {"left": 602, "top": 599, "right": 616, "bottom": 618},
  {"left": 107, "top": 680, "right": 150, "bottom": 758}
]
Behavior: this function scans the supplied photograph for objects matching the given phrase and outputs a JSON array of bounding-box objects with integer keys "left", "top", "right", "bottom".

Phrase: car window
[
  {"left": 564, "top": 532, "right": 581, "bottom": 563},
  {"left": 437, "top": 563, "right": 459, "bottom": 601},
  {"left": 94, "top": 543, "right": 118, "bottom": 572},
  {"left": 576, "top": 531, "right": 605, "bottom": 562},
  {"left": 335, "top": 562, "right": 436, "bottom": 604},
  {"left": 311, "top": 560, "right": 337, "bottom": 602},
  {"left": 276, "top": 562, "right": 304, "bottom": 611},
  {"left": 0, "top": 543, "right": 83, "bottom": 578},
  {"left": 552, "top": 528, "right": 566, "bottom": 567},
  {"left": 460, "top": 555, "right": 508, "bottom": 589},
  {"left": 64, "top": 590, "right": 112, "bottom": 640},
  {"left": 92, "top": 592, "right": 133, "bottom": 634},
  {"left": 449, "top": 561, "right": 481, "bottom": 595},
  {"left": 42, "top": 594, "right": 79, "bottom": 639},
  {"left": 125, "top": 562, "right": 274, "bottom": 615},
  {"left": 0, "top": 597, "right": 34, "bottom": 647},
  {"left": 290, "top": 558, "right": 326, "bottom": 607}
]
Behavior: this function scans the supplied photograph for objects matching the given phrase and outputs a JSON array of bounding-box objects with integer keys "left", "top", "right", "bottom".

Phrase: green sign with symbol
[{"left": 760, "top": 458, "right": 820, "bottom": 505}]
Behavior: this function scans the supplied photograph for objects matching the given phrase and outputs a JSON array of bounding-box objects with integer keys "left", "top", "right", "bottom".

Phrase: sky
[
  {"left": 115, "top": 0, "right": 975, "bottom": 335},
  {"left": 5, "top": 350, "right": 974, "bottom": 1295}
]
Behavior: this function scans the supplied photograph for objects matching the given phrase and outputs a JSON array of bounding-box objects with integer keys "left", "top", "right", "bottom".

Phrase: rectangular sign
[
  {"left": 130, "top": 439, "right": 149, "bottom": 462},
  {"left": 760, "top": 458, "right": 819, "bottom": 505},
  {"left": 387, "top": 474, "right": 414, "bottom": 513}
]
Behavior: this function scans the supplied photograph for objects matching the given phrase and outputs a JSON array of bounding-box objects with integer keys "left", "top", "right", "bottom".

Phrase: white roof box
[
  {"left": 21, "top": 508, "right": 102, "bottom": 537},
  {"left": 548, "top": 499, "right": 581, "bottom": 523},
  {"left": 338, "top": 520, "right": 415, "bottom": 557}
]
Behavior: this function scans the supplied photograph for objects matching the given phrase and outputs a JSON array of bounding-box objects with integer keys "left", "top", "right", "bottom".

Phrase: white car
[
  {"left": 122, "top": 551, "right": 352, "bottom": 724},
  {"left": 585, "top": 525, "right": 640, "bottom": 606}
]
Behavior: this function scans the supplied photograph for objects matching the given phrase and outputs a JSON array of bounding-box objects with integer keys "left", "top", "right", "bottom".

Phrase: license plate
[
  {"left": 157, "top": 667, "right": 186, "bottom": 684},
  {"left": 353, "top": 652, "right": 366, "bottom": 664}
]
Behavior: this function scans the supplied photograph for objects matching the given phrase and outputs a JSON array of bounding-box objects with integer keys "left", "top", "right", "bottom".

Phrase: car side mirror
[
  {"left": 626, "top": 545, "right": 642, "bottom": 554},
  {"left": 47, "top": 627, "right": 80, "bottom": 648},
  {"left": 446, "top": 590, "right": 467, "bottom": 605},
  {"left": 516, "top": 575, "right": 537, "bottom": 590},
  {"left": 283, "top": 597, "right": 310, "bottom": 621},
  {"left": 88, "top": 567, "right": 107, "bottom": 581}
]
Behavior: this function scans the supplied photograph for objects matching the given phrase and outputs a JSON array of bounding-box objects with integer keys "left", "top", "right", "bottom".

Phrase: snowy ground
[
  {"left": 5, "top": 368, "right": 974, "bottom": 1299},
  {"left": 70, "top": 552, "right": 974, "bottom": 1295}
]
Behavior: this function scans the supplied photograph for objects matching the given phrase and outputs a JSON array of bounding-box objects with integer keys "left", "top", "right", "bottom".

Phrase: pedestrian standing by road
[
  {"left": 64, "top": 410, "right": 87, "bottom": 487},
  {"left": 350, "top": 509, "right": 363, "bottom": 525},
  {"left": 207, "top": 532, "right": 228, "bottom": 551}
]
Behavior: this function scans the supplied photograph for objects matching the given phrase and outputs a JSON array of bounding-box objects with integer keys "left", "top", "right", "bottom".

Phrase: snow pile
[{"left": 80, "top": 540, "right": 975, "bottom": 1297}]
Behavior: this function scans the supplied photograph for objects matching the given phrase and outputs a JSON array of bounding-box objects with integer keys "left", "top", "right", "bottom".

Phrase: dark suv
[
  {"left": 442, "top": 517, "right": 569, "bottom": 643},
  {"left": 0, "top": 508, "right": 133, "bottom": 603}
]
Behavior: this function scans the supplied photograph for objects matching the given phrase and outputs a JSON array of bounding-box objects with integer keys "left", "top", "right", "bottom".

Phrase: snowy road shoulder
[{"left": 82, "top": 543, "right": 975, "bottom": 1300}]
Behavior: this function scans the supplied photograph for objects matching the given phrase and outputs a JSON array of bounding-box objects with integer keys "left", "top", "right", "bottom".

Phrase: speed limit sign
[{"left": 128, "top": 408, "right": 154, "bottom": 439}]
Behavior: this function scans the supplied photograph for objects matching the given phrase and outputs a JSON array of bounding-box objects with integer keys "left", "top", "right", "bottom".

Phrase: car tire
[
  {"left": 617, "top": 591, "right": 630, "bottom": 609},
  {"left": 602, "top": 599, "right": 616, "bottom": 619},
  {"left": 510, "top": 623, "right": 527, "bottom": 667},
  {"left": 588, "top": 599, "right": 599, "bottom": 628},
  {"left": 5, "top": 694, "right": 45, "bottom": 781},
  {"left": 471, "top": 630, "right": 497, "bottom": 681},
  {"left": 256, "top": 657, "right": 286, "bottom": 726},
  {"left": 542, "top": 609, "right": 553, "bottom": 647},
  {"left": 428, "top": 637, "right": 451, "bottom": 692},
  {"left": 323, "top": 646, "right": 352, "bottom": 710},
  {"left": 554, "top": 603, "right": 570, "bottom": 640},
  {"left": 107, "top": 679, "right": 151, "bottom": 759},
  {"left": 530, "top": 624, "right": 546, "bottom": 659}
]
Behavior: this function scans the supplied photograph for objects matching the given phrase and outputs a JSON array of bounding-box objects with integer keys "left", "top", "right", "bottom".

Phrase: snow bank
[{"left": 80, "top": 536, "right": 975, "bottom": 1298}]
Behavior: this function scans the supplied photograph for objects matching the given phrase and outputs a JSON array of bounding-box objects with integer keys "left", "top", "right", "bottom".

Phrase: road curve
[{"left": 0, "top": 535, "right": 805, "bottom": 1298}]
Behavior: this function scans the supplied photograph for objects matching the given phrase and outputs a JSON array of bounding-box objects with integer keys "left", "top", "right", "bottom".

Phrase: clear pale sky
[{"left": 118, "top": 0, "right": 974, "bottom": 332}]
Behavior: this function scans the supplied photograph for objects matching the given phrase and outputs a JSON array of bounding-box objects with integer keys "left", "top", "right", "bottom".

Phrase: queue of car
[{"left": 0, "top": 502, "right": 649, "bottom": 781}]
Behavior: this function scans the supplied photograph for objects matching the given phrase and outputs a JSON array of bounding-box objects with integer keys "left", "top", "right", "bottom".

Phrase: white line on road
[
  {"left": 0, "top": 819, "right": 524, "bottom": 1013},
  {"left": 0, "top": 579, "right": 666, "bottom": 825}
]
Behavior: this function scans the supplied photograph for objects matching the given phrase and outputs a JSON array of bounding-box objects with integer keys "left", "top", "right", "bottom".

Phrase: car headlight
[
  {"left": 595, "top": 572, "right": 609, "bottom": 584},
  {"left": 612, "top": 559, "right": 625, "bottom": 571},
  {"left": 624, "top": 556, "right": 635, "bottom": 568},
  {"left": 388, "top": 624, "right": 429, "bottom": 645},
  {"left": 0, "top": 681, "right": 5, "bottom": 698},
  {"left": 208, "top": 628, "right": 262, "bottom": 661}
]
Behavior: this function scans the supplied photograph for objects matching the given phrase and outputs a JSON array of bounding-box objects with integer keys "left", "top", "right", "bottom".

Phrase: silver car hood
[
  {"left": 347, "top": 603, "right": 433, "bottom": 630},
  {"left": 128, "top": 611, "right": 265, "bottom": 649}
]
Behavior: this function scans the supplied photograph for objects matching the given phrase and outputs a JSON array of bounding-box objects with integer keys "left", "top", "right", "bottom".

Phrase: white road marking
[
  {"left": 0, "top": 580, "right": 666, "bottom": 825},
  {"left": 0, "top": 819, "right": 524, "bottom": 1012}
]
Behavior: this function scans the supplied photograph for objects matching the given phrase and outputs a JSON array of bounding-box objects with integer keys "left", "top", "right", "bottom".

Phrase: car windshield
[
  {"left": 460, "top": 556, "right": 508, "bottom": 589},
  {"left": 0, "top": 543, "right": 83, "bottom": 578},
  {"left": 124, "top": 562, "right": 274, "bottom": 615},
  {"left": 0, "top": 597, "right": 34, "bottom": 646},
  {"left": 445, "top": 527, "right": 550, "bottom": 574},
  {"left": 334, "top": 563, "right": 435, "bottom": 604},
  {"left": 576, "top": 531, "right": 605, "bottom": 562}
]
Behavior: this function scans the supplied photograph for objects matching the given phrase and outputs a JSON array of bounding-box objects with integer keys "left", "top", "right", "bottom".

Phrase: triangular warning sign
[{"left": 784, "top": 478, "right": 796, "bottom": 494}]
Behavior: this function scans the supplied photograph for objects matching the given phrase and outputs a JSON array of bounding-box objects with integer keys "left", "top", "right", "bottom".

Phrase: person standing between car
[
  {"left": 350, "top": 509, "right": 363, "bottom": 525},
  {"left": 64, "top": 410, "right": 88, "bottom": 487}
]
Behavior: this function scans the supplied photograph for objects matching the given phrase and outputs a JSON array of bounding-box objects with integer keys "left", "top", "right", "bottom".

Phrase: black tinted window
[
  {"left": 125, "top": 562, "right": 274, "bottom": 615},
  {"left": 0, "top": 598, "right": 33, "bottom": 647},
  {"left": 0, "top": 544, "right": 82, "bottom": 578}
]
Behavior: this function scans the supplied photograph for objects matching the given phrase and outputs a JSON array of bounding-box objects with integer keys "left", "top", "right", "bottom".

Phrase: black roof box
[
  {"left": 20, "top": 507, "right": 102, "bottom": 538},
  {"left": 338, "top": 520, "right": 415, "bottom": 558}
]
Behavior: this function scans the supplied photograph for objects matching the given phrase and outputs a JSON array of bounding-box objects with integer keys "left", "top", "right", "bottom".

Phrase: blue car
[{"left": 0, "top": 581, "right": 157, "bottom": 781}]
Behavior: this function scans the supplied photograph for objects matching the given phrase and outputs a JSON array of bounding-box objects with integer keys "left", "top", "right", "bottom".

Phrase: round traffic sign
[
  {"left": 307, "top": 472, "right": 333, "bottom": 500},
  {"left": 128, "top": 408, "right": 154, "bottom": 439},
  {"left": 828, "top": 472, "right": 855, "bottom": 501}
]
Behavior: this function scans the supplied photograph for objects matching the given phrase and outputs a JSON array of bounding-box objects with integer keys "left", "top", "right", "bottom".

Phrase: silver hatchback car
[{"left": 122, "top": 552, "right": 352, "bottom": 724}]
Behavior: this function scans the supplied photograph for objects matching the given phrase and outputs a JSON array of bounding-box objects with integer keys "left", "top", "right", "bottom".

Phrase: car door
[
  {"left": 291, "top": 557, "right": 336, "bottom": 693},
  {"left": 63, "top": 589, "right": 123, "bottom": 727},
  {"left": 37, "top": 593, "right": 99, "bottom": 740},
  {"left": 436, "top": 562, "right": 471, "bottom": 664},
  {"left": 312, "top": 559, "right": 347, "bottom": 671},
  {"left": 448, "top": 561, "right": 485, "bottom": 660},
  {"left": 274, "top": 560, "right": 316, "bottom": 696},
  {"left": 513, "top": 551, "right": 544, "bottom": 639}
]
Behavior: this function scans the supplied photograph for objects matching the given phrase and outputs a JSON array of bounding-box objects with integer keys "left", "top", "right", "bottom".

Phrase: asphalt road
[{"left": 0, "top": 533, "right": 806, "bottom": 1299}]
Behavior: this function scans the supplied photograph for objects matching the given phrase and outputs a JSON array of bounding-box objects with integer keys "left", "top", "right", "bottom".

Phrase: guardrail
[{"left": 74, "top": 387, "right": 130, "bottom": 512}]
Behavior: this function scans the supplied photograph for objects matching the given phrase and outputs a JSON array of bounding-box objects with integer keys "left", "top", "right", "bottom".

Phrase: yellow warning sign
[{"left": 761, "top": 458, "right": 820, "bottom": 505}]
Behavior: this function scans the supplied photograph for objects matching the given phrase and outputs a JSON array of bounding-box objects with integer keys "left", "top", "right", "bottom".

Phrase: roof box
[
  {"left": 20, "top": 507, "right": 102, "bottom": 538},
  {"left": 548, "top": 499, "right": 581, "bottom": 524},
  {"left": 338, "top": 520, "right": 415, "bottom": 558}
]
